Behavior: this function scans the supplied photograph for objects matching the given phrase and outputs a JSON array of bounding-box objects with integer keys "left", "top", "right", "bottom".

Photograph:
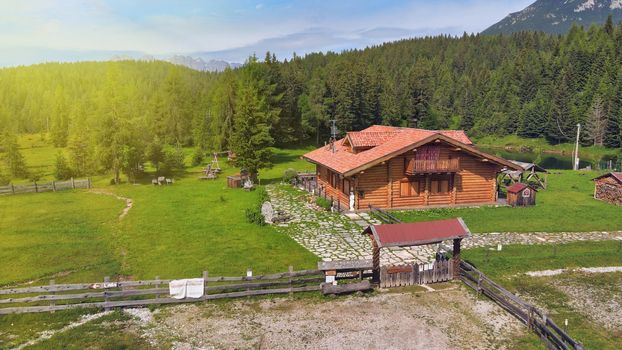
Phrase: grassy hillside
[
  {"left": 395, "top": 170, "right": 622, "bottom": 233},
  {"left": 0, "top": 145, "right": 318, "bottom": 287}
]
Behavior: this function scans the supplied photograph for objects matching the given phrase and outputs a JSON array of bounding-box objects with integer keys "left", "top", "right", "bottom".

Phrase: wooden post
[
  {"left": 11, "top": 183, "right": 14, "bottom": 194},
  {"left": 155, "top": 276, "right": 161, "bottom": 305},
  {"left": 477, "top": 271, "right": 482, "bottom": 296},
  {"left": 202, "top": 270, "right": 208, "bottom": 299},
  {"left": 288, "top": 265, "right": 294, "bottom": 296},
  {"left": 88, "top": 177, "right": 92, "bottom": 189},
  {"left": 49, "top": 279, "right": 56, "bottom": 313},
  {"left": 387, "top": 160, "right": 392, "bottom": 208},
  {"left": 52, "top": 181, "right": 56, "bottom": 192},
  {"left": 104, "top": 276, "right": 110, "bottom": 311},
  {"left": 452, "top": 238, "right": 462, "bottom": 279},
  {"left": 450, "top": 173, "right": 457, "bottom": 205},
  {"left": 424, "top": 175, "right": 430, "bottom": 206},
  {"left": 371, "top": 237, "right": 380, "bottom": 283},
  {"left": 71, "top": 177, "right": 75, "bottom": 189},
  {"left": 34, "top": 181, "right": 38, "bottom": 193}
]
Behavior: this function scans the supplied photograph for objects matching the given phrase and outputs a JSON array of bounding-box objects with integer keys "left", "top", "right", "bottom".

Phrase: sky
[{"left": 0, "top": 0, "right": 534, "bottom": 65}]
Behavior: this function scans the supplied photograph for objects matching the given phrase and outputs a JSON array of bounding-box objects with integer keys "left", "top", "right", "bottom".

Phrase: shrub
[
  {"left": 160, "top": 145, "right": 185, "bottom": 175},
  {"left": 0, "top": 170, "right": 10, "bottom": 186},
  {"left": 191, "top": 148, "right": 204, "bottom": 166},
  {"left": 257, "top": 187, "right": 269, "bottom": 203},
  {"left": 28, "top": 171, "right": 44, "bottom": 182},
  {"left": 316, "top": 197, "right": 332, "bottom": 211},
  {"left": 245, "top": 207, "right": 266, "bottom": 226},
  {"left": 283, "top": 168, "right": 298, "bottom": 183},
  {"left": 54, "top": 152, "right": 73, "bottom": 180}
]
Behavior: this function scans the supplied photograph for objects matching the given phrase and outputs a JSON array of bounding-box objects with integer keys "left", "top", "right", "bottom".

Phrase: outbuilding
[
  {"left": 593, "top": 172, "right": 622, "bottom": 206},
  {"left": 506, "top": 183, "right": 536, "bottom": 207},
  {"left": 362, "top": 218, "right": 471, "bottom": 285}
]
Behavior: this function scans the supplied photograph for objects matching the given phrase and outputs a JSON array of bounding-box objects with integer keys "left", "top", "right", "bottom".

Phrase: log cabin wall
[
  {"left": 356, "top": 163, "right": 389, "bottom": 209},
  {"left": 453, "top": 153, "right": 500, "bottom": 204},
  {"left": 314, "top": 142, "right": 502, "bottom": 211},
  {"left": 317, "top": 165, "right": 350, "bottom": 209}
]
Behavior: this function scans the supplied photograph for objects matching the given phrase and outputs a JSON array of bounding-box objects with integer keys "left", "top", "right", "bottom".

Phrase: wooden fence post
[
  {"left": 52, "top": 181, "right": 56, "bottom": 192},
  {"left": 50, "top": 279, "right": 56, "bottom": 313},
  {"left": 88, "top": 177, "right": 92, "bottom": 189},
  {"left": 155, "top": 276, "right": 161, "bottom": 305},
  {"left": 11, "top": 183, "right": 14, "bottom": 194},
  {"left": 246, "top": 268, "right": 252, "bottom": 294},
  {"left": 104, "top": 276, "right": 110, "bottom": 311},
  {"left": 288, "top": 265, "right": 294, "bottom": 296},
  {"left": 34, "top": 181, "right": 38, "bottom": 193},
  {"left": 71, "top": 177, "right": 75, "bottom": 189},
  {"left": 477, "top": 271, "right": 482, "bottom": 296},
  {"left": 203, "top": 270, "right": 208, "bottom": 300}
]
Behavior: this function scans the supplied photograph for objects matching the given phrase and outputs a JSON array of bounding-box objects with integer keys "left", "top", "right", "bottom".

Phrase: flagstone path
[{"left": 267, "top": 184, "right": 622, "bottom": 265}]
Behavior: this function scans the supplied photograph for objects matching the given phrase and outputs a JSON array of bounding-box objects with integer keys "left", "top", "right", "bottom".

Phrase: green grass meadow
[
  {"left": 395, "top": 170, "right": 622, "bottom": 232},
  {"left": 2, "top": 135, "right": 622, "bottom": 349},
  {"left": 1, "top": 144, "right": 318, "bottom": 287},
  {"left": 464, "top": 241, "right": 622, "bottom": 350}
]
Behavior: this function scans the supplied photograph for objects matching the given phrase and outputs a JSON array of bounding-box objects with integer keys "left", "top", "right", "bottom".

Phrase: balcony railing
[{"left": 405, "top": 158, "right": 460, "bottom": 174}]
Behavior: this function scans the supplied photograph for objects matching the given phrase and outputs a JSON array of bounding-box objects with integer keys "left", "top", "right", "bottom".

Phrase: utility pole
[
  {"left": 329, "top": 119, "right": 338, "bottom": 153},
  {"left": 573, "top": 123, "right": 581, "bottom": 171}
]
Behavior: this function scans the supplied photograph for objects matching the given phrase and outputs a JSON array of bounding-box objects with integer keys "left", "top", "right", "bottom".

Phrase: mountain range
[
  {"left": 166, "top": 55, "right": 242, "bottom": 72},
  {"left": 483, "top": 0, "right": 622, "bottom": 35}
]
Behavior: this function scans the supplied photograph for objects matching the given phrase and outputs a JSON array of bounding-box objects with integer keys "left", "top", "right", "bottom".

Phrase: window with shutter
[
  {"left": 430, "top": 175, "right": 450, "bottom": 195},
  {"left": 400, "top": 177, "right": 423, "bottom": 197},
  {"left": 400, "top": 180, "right": 410, "bottom": 197}
]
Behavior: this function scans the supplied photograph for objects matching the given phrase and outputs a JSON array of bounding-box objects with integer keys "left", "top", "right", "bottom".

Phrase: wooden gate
[{"left": 379, "top": 259, "right": 453, "bottom": 288}]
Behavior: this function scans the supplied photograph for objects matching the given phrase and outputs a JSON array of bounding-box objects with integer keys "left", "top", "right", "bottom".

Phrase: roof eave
[{"left": 343, "top": 134, "right": 522, "bottom": 177}]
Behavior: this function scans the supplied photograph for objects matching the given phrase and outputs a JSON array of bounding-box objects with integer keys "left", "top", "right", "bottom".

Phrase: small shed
[
  {"left": 227, "top": 175, "right": 242, "bottom": 188},
  {"left": 362, "top": 218, "right": 471, "bottom": 283},
  {"left": 506, "top": 183, "right": 536, "bottom": 207},
  {"left": 593, "top": 172, "right": 622, "bottom": 206}
]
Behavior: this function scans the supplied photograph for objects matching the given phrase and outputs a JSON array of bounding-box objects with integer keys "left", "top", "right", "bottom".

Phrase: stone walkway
[{"left": 267, "top": 184, "right": 622, "bottom": 265}]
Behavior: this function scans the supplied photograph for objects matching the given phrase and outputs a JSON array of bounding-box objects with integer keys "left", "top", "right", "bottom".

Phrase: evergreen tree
[
  {"left": 546, "top": 71, "right": 574, "bottom": 143},
  {"left": 54, "top": 152, "right": 72, "bottom": 180},
  {"left": 585, "top": 97, "right": 608, "bottom": 146},
  {"left": 1, "top": 132, "right": 28, "bottom": 179},
  {"left": 146, "top": 136, "right": 165, "bottom": 173},
  {"left": 230, "top": 59, "right": 277, "bottom": 180},
  {"left": 408, "top": 64, "right": 432, "bottom": 128}
]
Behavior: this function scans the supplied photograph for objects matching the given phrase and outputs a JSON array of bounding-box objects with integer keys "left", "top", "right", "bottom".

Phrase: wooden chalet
[
  {"left": 303, "top": 125, "right": 523, "bottom": 211},
  {"left": 593, "top": 172, "right": 622, "bottom": 206}
]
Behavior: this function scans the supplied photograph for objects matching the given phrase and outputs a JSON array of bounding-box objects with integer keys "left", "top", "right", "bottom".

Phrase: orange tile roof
[
  {"left": 344, "top": 131, "right": 399, "bottom": 148},
  {"left": 303, "top": 125, "right": 516, "bottom": 176}
]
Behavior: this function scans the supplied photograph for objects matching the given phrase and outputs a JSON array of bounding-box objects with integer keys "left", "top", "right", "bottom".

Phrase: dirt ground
[
  {"left": 553, "top": 272, "right": 622, "bottom": 332},
  {"left": 122, "top": 284, "right": 525, "bottom": 350}
]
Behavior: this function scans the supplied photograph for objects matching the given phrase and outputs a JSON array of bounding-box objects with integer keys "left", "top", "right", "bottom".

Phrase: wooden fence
[
  {"left": 0, "top": 178, "right": 91, "bottom": 196},
  {"left": 0, "top": 268, "right": 326, "bottom": 314},
  {"left": 460, "top": 261, "right": 584, "bottom": 350},
  {"left": 380, "top": 259, "right": 453, "bottom": 288},
  {"left": 368, "top": 204, "right": 402, "bottom": 224}
]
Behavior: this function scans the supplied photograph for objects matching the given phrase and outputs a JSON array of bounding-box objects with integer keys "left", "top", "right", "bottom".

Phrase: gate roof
[{"left": 363, "top": 218, "right": 471, "bottom": 248}]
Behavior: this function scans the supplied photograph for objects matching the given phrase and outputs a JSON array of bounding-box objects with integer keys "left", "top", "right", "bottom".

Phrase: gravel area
[{"left": 134, "top": 286, "right": 525, "bottom": 350}]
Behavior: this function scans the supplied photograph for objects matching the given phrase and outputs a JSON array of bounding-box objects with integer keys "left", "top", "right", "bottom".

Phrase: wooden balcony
[{"left": 405, "top": 158, "right": 460, "bottom": 174}]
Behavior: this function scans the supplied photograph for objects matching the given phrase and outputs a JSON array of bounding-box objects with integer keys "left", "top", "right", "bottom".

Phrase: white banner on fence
[{"left": 169, "top": 278, "right": 205, "bottom": 299}]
